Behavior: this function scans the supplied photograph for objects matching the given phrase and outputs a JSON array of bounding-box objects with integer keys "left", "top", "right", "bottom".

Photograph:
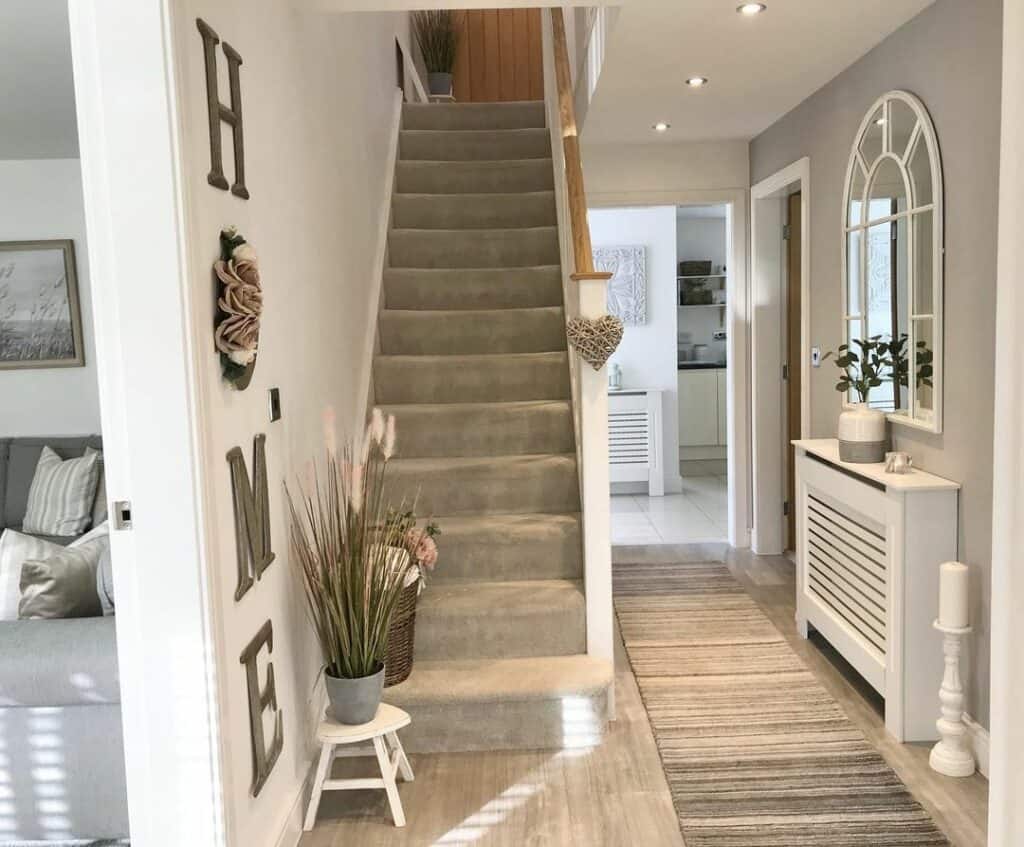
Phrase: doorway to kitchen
[
  {"left": 674, "top": 204, "right": 730, "bottom": 541},
  {"left": 589, "top": 200, "right": 744, "bottom": 547}
]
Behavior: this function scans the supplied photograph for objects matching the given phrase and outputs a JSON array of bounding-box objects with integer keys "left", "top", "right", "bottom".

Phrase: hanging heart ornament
[{"left": 566, "top": 314, "right": 624, "bottom": 370}]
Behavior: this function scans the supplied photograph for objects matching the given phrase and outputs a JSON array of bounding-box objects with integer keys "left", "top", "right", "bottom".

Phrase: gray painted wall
[{"left": 750, "top": 0, "right": 1002, "bottom": 728}]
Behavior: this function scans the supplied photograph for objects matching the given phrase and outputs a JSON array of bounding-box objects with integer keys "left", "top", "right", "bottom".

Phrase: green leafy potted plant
[
  {"left": 823, "top": 336, "right": 891, "bottom": 463},
  {"left": 413, "top": 10, "right": 458, "bottom": 97},
  {"left": 287, "top": 408, "right": 414, "bottom": 724}
]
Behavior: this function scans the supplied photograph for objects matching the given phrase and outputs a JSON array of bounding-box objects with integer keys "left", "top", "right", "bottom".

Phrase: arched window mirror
[{"left": 842, "top": 90, "right": 944, "bottom": 432}]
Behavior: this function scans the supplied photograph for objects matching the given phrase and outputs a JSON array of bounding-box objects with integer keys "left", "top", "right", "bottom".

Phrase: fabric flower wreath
[{"left": 213, "top": 227, "right": 262, "bottom": 389}]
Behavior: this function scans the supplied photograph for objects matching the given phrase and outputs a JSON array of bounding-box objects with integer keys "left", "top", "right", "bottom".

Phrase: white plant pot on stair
[{"left": 837, "top": 403, "right": 888, "bottom": 463}]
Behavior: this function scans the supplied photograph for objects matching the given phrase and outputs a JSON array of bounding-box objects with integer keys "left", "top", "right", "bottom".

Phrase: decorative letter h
[{"left": 196, "top": 18, "right": 249, "bottom": 199}]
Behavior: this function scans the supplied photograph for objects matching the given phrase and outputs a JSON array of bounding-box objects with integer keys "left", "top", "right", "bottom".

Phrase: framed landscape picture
[{"left": 0, "top": 240, "right": 84, "bottom": 369}]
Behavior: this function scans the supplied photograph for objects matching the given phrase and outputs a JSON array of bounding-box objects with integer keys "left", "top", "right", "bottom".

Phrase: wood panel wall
[{"left": 452, "top": 9, "right": 544, "bottom": 103}]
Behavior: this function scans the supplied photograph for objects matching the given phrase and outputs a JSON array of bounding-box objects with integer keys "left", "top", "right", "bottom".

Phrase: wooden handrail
[{"left": 550, "top": 8, "right": 608, "bottom": 282}]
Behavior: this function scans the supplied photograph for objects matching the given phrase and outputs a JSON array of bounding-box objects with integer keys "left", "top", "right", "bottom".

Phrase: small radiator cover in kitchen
[{"left": 608, "top": 390, "right": 664, "bottom": 496}]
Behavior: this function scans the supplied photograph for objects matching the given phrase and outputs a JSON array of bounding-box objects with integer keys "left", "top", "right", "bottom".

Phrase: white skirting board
[{"left": 963, "top": 713, "right": 991, "bottom": 778}]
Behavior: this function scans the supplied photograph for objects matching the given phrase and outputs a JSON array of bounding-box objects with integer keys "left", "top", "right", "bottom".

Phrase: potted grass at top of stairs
[
  {"left": 287, "top": 407, "right": 416, "bottom": 725},
  {"left": 413, "top": 10, "right": 458, "bottom": 97}
]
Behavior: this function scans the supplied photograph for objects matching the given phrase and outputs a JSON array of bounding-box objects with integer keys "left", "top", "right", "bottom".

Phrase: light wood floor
[{"left": 298, "top": 543, "right": 988, "bottom": 846}]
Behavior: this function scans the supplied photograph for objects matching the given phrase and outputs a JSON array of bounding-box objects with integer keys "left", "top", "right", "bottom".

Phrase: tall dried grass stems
[
  {"left": 287, "top": 408, "right": 414, "bottom": 680},
  {"left": 413, "top": 10, "right": 458, "bottom": 73}
]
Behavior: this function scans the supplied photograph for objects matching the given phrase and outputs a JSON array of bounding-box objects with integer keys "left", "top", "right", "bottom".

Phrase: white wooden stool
[{"left": 303, "top": 703, "right": 414, "bottom": 830}]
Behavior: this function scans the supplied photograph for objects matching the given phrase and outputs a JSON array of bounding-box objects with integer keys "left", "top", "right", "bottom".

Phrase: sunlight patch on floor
[{"left": 431, "top": 697, "right": 601, "bottom": 845}]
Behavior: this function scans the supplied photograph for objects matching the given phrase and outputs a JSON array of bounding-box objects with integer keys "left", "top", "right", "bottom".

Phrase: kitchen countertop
[{"left": 678, "top": 362, "right": 726, "bottom": 370}]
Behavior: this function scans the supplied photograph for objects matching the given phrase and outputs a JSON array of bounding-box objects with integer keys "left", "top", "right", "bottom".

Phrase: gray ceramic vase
[
  {"left": 428, "top": 72, "right": 453, "bottom": 96},
  {"left": 325, "top": 664, "right": 385, "bottom": 725}
]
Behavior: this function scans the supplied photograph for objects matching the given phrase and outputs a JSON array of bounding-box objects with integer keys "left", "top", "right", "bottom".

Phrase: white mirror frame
[{"left": 841, "top": 90, "right": 944, "bottom": 433}]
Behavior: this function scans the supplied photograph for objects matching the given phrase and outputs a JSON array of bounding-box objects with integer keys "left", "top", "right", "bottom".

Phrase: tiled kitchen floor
[{"left": 611, "top": 474, "right": 728, "bottom": 545}]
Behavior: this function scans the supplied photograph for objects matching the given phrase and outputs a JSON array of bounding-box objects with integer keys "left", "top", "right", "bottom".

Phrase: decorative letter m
[{"left": 227, "top": 434, "right": 275, "bottom": 601}]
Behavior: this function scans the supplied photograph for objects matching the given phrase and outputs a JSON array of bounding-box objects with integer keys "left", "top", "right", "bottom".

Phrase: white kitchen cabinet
[{"left": 678, "top": 369, "right": 726, "bottom": 448}]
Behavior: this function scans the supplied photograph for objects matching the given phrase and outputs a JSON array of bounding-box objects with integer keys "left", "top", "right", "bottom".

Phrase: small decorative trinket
[
  {"left": 566, "top": 315, "right": 624, "bottom": 370},
  {"left": 885, "top": 451, "right": 914, "bottom": 474}
]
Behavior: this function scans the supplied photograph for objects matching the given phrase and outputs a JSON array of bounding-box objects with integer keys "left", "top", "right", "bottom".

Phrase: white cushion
[{"left": 0, "top": 530, "right": 66, "bottom": 620}]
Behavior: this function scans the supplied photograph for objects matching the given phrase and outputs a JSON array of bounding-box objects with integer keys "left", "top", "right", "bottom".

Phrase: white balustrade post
[
  {"left": 929, "top": 620, "right": 976, "bottom": 777},
  {"left": 578, "top": 277, "right": 614, "bottom": 716}
]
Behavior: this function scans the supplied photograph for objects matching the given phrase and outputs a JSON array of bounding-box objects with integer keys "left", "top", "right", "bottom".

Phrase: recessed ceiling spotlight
[
  {"left": 686, "top": 76, "right": 709, "bottom": 88},
  {"left": 653, "top": 122, "right": 671, "bottom": 132},
  {"left": 737, "top": 3, "right": 767, "bottom": 15}
]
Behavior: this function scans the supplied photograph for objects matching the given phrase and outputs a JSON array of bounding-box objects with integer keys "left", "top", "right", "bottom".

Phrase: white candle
[{"left": 938, "top": 561, "right": 970, "bottom": 629}]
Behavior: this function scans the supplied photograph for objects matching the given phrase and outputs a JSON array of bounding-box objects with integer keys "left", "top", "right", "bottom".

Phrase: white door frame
[
  {"left": 989, "top": 1, "right": 1024, "bottom": 842},
  {"left": 589, "top": 188, "right": 750, "bottom": 549},
  {"left": 749, "top": 158, "right": 810, "bottom": 555},
  {"left": 68, "top": 2, "right": 225, "bottom": 844}
]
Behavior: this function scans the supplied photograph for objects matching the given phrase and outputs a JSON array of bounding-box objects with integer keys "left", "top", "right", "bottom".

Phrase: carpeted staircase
[{"left": 375, "top": 100, "right": 613, "bottom": 753}]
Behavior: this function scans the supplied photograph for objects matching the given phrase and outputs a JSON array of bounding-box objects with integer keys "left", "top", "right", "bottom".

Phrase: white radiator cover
[
  {"left": 793, "top": 439, "right": 960, "bottom": 742},
  {"left": 608, "top": 390, "right": 664, "bottom": 496}
]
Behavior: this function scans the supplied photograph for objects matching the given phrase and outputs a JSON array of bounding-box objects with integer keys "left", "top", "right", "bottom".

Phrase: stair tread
[
  {"left": 393, "top": 190, "right": 555, "bottom": 201},
  {"left": 402, "top": 101, "right": 546, "bottom": 132},
  {"left": 419, "top": 578, "right": 583, "bottom": 616},
  {"left": 390, "top": 225, "right": 557, "bottom": 235},
  {"left": 382, "top": 305, "right": 563, "bottom": 318},
  {"left": 377, "top": 350, "right": 567, "bottom": 363},
  {"left": 401, "top": 127, "right": 549, "bottom": 137},
  {"left": 385, "top": 654, "right": 613, "bottom": 705},
  {"left": 390, "top": 452, "right": 575, "bottom": 471},
  {"left": 382, "top": 399, "right": 569, "bottom": 412}
]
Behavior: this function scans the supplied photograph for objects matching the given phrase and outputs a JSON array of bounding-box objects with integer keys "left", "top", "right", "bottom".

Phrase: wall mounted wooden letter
[
  {"left": 196, "top": 18, "right": 249, "bottom": 199},
  {"left": 228, "top": 434, "right": 275, "bottom": 601},
  {"left": 239, "top": 620, "right": 283, "bottom": 797}
]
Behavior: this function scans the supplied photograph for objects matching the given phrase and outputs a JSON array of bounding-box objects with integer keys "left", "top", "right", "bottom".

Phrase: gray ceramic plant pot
[
  {"left": 325, "top": 664, "right": 385, "bottom": 725},
  {"left": 428, "top": 72, "right": 453, "bottom": 96}
]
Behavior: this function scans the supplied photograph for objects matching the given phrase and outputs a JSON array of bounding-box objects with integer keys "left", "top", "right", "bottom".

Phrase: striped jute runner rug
[{"left": 614, "top": 561, "right": 950, "bottom": 847}]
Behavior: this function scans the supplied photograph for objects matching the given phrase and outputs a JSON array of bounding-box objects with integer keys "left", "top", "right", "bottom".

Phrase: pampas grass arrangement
[
  {"left": 412, "top": 10, "right": 458, "bottom": 74},
  {"left": 287, "top": 408, "right": 414, "bottom": 681}
]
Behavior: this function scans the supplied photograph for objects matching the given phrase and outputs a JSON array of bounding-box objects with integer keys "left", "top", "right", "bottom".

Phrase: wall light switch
[
  {"left": 811, "top": 346, "right": 822, "bottom": 368},
  {"left": 269, "top": 388, "right": 282, "bottom": 422}
]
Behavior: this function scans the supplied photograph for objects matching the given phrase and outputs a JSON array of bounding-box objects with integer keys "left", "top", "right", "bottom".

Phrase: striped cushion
[{"left": 21, "top": 446, "right": 101, "bottom": 537}]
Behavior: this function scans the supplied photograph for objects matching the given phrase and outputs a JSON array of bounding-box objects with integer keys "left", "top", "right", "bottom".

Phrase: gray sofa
[{"left": 0, "top": 436, "right": 129, "bottom": 841}]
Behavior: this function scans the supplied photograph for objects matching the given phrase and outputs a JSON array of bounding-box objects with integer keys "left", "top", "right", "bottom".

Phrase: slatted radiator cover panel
[
  {"left": 609, "top": 409, "right": 650, "bottom": 466},
  {"left": 804, "top": 487, "right": 887, "bottom": 658}
]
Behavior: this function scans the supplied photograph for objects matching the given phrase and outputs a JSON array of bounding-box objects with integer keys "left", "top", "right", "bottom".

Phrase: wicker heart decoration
[{"left": 566, "top": 315, "right": 624, "bottom": 370}]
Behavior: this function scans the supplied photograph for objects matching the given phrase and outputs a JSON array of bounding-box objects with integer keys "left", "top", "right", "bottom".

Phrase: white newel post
[{"left": 578, "top": 277, "right": 615, "bottom": 713}]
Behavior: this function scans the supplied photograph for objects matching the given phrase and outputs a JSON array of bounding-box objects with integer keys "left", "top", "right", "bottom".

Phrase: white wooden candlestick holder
[{"left": 928, "top": 620, "right": 976, "bottom": 777}]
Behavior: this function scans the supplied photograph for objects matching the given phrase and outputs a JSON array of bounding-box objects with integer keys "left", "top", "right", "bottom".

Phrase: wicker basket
[
  {"left": 679, "top": 259, "right": 713, "bottom": 276},
  {"left": 384, "top": 581, "right": 419, "bottom": 687}
]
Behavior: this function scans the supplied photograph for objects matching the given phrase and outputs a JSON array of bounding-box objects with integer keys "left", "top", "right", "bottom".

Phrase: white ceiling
[
  {"left": 0, "top": 0, "right": 78, "bottom": 159},
  {"left": 582, "top": 0, "right": 935, "bottom": 145}
]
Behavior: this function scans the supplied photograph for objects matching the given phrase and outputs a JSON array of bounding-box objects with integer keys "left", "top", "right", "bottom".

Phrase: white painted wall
[
  {"left": 0, "top": 158, "right": 100, "bottom": 437},
  {"left": 168, "top": 3, "right": 408, "bottom": 845},
  {"left": 583, "top": 140, "right": 750, "bottom": 200},
  {"left": 590, "top": 205, "right": 681, "bottom": 493},
  {"left": 677, "top": 216, "right": 727, "bottom": 270}
]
